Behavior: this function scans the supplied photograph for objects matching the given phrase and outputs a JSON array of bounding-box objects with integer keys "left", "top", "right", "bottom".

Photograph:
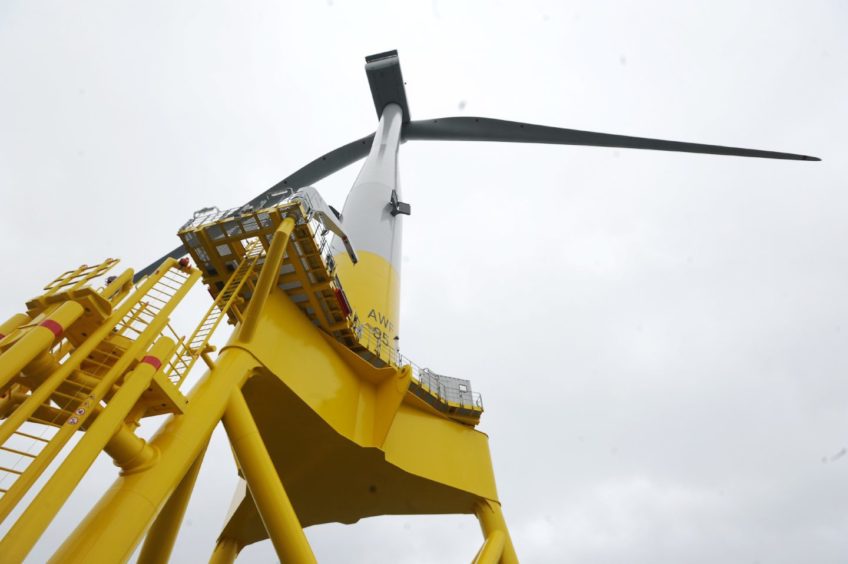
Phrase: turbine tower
[{"left": 0, "top": 51, "right": 817, "bottom": 563}]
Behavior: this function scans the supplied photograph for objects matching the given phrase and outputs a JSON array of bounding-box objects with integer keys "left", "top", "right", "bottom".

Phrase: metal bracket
[
  {"left": 292, "top": 187, "right": 360, "bottom": 264},
  {"left": 390, "top": 190, "right": 411, "bottom": 217}
]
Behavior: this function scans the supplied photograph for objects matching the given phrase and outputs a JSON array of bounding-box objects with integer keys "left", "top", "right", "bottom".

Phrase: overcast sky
[{"left": 0, "top": 1, "right": 846, "bottom": 562}]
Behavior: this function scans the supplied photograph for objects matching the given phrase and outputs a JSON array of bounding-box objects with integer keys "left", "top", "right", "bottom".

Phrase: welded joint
[
  {"left": 238, "top": 217, "right": 296, "bottom": 342},
  {"left": 105, "top": 423, "right": 161, "bottom": 475},
  {"left": 472, "top": 530, "right": 506, "bottom": 564},
  {"left": 200, "top": 345, "right": 218, "bottom": 370},
  {"left": 210, "top": 537, "right": 242, "bottom": 564}
]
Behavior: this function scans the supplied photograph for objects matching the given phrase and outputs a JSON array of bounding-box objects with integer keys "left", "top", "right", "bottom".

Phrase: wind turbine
[
  {"left": 136, "top": 49, "right": 817, "bottom": 347},
  {"left": 0, "top": 50, "right": 817, "bottom": 563}
]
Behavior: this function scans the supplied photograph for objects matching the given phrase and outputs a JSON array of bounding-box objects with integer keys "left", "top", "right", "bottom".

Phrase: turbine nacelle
[{"left": 365, "top": 50, "right": 412, "bottom": 123}]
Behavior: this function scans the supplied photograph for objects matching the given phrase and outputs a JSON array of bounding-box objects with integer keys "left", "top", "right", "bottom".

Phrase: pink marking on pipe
[
  {"left": 39, "top": 319, "right": 63, "bottom": 339},
  {"left": 140, "top": 355, "right": 162, "bottom": 370}
]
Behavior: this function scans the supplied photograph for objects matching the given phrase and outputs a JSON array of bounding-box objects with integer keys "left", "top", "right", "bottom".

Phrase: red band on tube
[
  {"left": 141, "top": 355, "right": 162, "bottom": 370},
  {"left": 39, "top": 319, "right": 63, "bottom": 338}
]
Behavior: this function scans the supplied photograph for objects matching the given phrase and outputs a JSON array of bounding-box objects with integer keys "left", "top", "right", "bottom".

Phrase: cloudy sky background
[{"left": 0, "top": 1, "right": 846, "bottom": 562}]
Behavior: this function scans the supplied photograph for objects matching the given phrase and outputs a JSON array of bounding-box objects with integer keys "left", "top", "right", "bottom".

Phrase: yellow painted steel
[
  {"left": 222, "top": 389, "right": 317, "bottom": 563},
  {"left": 0, "top": 300, "right": 83, "bottom": 391},
  {"left": 0, "top": 260, "right": 189, "bottom": 450},
  {"left": 0, "top": 262, "right": 197, "bottom": 524},
  {"left": 0, "top": 313, "right": 29, "bottom": 341},
  {"left": 40, "top": 259, "right": 119, "bottom": 300},
  {"left": 213, "top": 286, "right": 503, "bottom": 546},
  {"left": 137, "top": 441, "right": 208, "bottom": 564},
  {"left": 239, "top": 217, "right": 295, "bottom": 341},
  {"left": 100, "top": 268, "right": 134, "bottom": 305},
  {"left": 334, "top": 249, "right": 400, "bottom": 352},
  {"left": 103, "top": 421, "right": 158, "bottom": 472},
  {"left": 168, "top": 238, "right": 264, "bottom": 389},
  {"left": 209, "top": 537, "right": 240, "bottom": 564},
  {"left": 0, "top": 205, "right": 517, "bottom": 562},
  {"left": 0, "top": 337, "right": 176, "bottom": 562},
  {"left": 473, "top": 530, "right": 506, "bottom": 564},
  {"left": 49, "top": 346, "right": 259, "bottom": 563},
  {"left": 475, "top": 500, "right": 519, "bottom": 564},
  {"left": 49, "top": 222, "right": 298, "bottom": 562}
]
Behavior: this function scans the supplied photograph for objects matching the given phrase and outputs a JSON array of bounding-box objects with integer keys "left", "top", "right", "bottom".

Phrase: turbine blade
[
  {"left": 403, "top": 117, "right": 820, "bottom": 161},
  {"left": 138, "top": 114, "right": 819, "bottom": 280},
  {"left": 136, "top": 132, "right": 377, "bottom": 280},
  {"left": 133, "top": 244, "right": 188, "bottom": 282},
  {"left": 250, "top": 132, "right": 375, "bottom": 209}
]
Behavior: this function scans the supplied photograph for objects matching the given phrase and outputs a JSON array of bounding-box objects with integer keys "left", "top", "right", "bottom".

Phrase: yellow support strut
[
  {"left": 137, "top": 441, "right": 209, "bottom": 564},
  {"left": 0, "top": 313, "right": 30, "bottom": 342},
  {"left": 0, "top": 262, "right": 188, "bottom": 451},
  {"left": 475, "top": 500, "right": 519, "bottom": 564},
  {"left": 0, "top": 264, "right": 197, "bottom": 524},
  {"left": 209, "top": 537, "right": 241, "bottom": 564},
  {"left": 0, "top": 337, "right": 175, "bottom": 562},
  {"left": 49, "top": 348, "right": 258, "bottom": 563},
  {"left": 238, "top": 217, "right": 294, "bottom": 341},
  {"left": 50, "top": 220, "right": 297, "bottom": 563},
  {"left": 222, "top": 389, "right": 317, "bottom": 563},
  {"left": 472, "top": 530, "right": 506, "bottom": 564},
  {"left": 0, "top": 301, "right": 83, "bottom": 391}
]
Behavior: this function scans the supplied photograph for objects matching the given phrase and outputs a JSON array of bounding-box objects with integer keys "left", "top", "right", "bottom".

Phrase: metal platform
[{"left": 178, "top": 192, "right": 484, "bottom": 425}]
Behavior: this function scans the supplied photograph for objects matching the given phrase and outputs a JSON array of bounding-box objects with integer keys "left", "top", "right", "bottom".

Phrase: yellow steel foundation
[
  {"left": 0, "top": 45, "right": 817, "bottom": 563},
  {"left": 137, "top": 441, "right": 209, "bottom": 564},
  {"left": 103, "top": 422, "right": 158, "bottom": 472},
  {"left": 0, "top": 263, "right": 189, "bottom": 451},
  {"left": 0, "top": 313, "right": 30, "bottom": 340},
  {"left": 238, "top": 217, "right": 294, "bottom": 342},
  {"left": 0, "top": 213, "right": 517, "bottom": 563},
  {"left": 209, "top": 537, "right": 241, "bottom": 564},
  {"left": 49, "top": 221, "right": 300, "bottom": 562},
  {"left": 333, "top": 250, "right": 401, "bottom": 347},
  {"left": 0, "top": 264, "right": 197, "bottom": 526},
  {"left": 473, "top": 530, "right": 506, "bottom": 564},
  {"left": 222, "top": 389, "right": 316, "bottom": 563},
  {"left": 0, "top": 301, "right": 83, "bottom": 391},
  {"left": 0, "top": 337, "right": 176, "bottom": 562},
  {"left": 475, "top": 500, "right": 519, "bottom": 564},
  {"left": 48, "top": 347, "right": 259, "bottom": 563}
]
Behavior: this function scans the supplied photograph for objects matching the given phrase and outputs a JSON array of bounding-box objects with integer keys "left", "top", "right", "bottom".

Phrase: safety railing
[
  {"left": 42, "top": 259, "right": 120, "bottom": 297},
  {"left": 351, "top": 320, "right": 483, "bottom": 411},
  {"left": 182, "top": 196, "right": 339, "bottom": 276},
  {"left": 181, "top": 195, "right": 483, "bottom": 414}
]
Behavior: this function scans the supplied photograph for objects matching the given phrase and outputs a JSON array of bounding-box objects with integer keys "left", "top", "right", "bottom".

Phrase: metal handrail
[
  {"left": 351, "top": 321, "right": 483, "bottom": 411},
  {"left": 183, "top": 196, "right": 484, "bottom": 412}
]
